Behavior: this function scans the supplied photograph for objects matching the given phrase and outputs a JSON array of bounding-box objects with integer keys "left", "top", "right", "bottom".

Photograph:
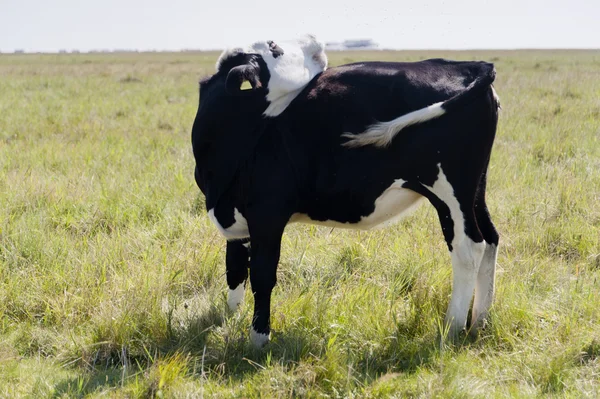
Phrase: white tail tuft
[{"left": 342, "top": 102, "right": 446, "bottom": 148}]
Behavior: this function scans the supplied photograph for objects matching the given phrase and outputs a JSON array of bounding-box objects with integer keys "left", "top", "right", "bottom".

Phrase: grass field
[{"left": 0, "top": 48, "right": 599, "bottom": 398}]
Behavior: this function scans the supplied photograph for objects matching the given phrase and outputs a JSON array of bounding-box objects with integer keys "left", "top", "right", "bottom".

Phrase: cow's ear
[{"left": 225, "top": 64, "right": 262, "bottom": 95}]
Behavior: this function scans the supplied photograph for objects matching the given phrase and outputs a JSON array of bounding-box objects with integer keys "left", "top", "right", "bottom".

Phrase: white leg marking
[
  {"left": 250, "top": 328, "right": 270, "bottom": 348},
  {"left": 472, "top": 243, "right": 498, "bottom": 328},
  {"left": 445, "top": 238, "right": 486, "bottom": 336},
  {"left": 424, "top": 164, "right": 486, "bottom": 336},
  {"left": 227, "top": 283, "right": 245, "bottom": 312},
  {"left": 423, "top": 165, "right": 464, "bottom": 250}
]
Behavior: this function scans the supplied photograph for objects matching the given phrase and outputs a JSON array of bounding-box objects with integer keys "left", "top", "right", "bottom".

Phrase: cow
[{"left": 191, "top": 34, "right": 500, "bottom": 348}]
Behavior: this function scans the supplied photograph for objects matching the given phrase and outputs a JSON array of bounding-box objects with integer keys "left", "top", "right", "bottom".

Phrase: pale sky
[{"left": 1, "top": 0, "right": 599, "bottom": 52}]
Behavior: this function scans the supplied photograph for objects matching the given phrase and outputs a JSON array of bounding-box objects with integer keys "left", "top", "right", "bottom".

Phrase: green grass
[{"left": 1, "top": 48, "right": 599, "bottom": 397}]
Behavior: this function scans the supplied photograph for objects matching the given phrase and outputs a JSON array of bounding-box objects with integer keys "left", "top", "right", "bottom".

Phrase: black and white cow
[{"left": 191, "top": 35, "right": 500, "bottom": 347}]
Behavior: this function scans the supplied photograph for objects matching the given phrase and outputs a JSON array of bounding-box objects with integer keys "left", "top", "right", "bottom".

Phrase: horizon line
[{"left": 3, "top": 46, "right": 600, "bottom": 55}]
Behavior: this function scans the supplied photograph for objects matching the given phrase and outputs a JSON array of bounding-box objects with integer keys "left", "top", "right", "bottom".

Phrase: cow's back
[{"left": 277, "top": 59, "right": 498, "bottom": 221}]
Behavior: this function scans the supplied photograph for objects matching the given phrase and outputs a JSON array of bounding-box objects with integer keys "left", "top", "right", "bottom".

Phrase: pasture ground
[{"left": 0, "top": 49, "right": 599, "bottom": 398}]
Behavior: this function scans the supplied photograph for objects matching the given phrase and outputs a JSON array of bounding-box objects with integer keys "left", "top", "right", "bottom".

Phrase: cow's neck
[{"left": 196, "top": 120, "right": 269, "bottom": 210}]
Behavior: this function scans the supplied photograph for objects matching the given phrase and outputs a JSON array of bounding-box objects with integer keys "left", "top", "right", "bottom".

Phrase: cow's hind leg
[
  {"left": 445, "top": 225, "right": 485, "bottom": 339},
  {"left": 226, "top": 238, "right": 250, "bottom": 311},
  {"left": 417, "top": 165, "right": 486, "bottom": 340},
  {"left": 471, "top": 175, "right": 499, "bottom": 333}
]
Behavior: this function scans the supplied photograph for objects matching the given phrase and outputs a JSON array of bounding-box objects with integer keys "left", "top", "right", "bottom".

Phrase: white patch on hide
[
  {"left": 207, "top": 207, "right": 250, "bottom": 240},
  {"left": 216, "top": 34, "right": 328, "bottom": 117},
  {"left": 289, "top": 179, "right": 424, "bottom": 230}
]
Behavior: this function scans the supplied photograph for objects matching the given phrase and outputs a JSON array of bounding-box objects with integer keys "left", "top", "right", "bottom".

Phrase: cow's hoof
[
  {"left": 227, "top": 283, "right": 245, "bottom": 312},
  {"left": 446, "top": 326, "right": 468, "bottom": 344},
  {"left": 469, "top": 317, "right": 488, "bottom": 339},
  {"left": 250, "top": 328, "right": 270, "bottom": 348}
]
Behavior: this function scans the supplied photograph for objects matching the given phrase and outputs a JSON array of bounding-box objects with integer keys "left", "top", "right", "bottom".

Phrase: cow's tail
[{"left": 341, "top": 62, "right": 497, "bottom": 149}]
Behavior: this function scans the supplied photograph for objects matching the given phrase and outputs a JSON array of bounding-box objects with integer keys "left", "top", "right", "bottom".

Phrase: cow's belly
[{"left": 290, "top": 179, "right": 424, "bottom": 230}]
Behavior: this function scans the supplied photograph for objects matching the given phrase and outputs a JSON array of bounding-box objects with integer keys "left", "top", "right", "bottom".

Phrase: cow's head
[
  {"left": 214, "top": 49, "right": 269, "bottom": 96},
  {"left": 199, "top": 34, "right": 328, "bottom": 118},
  {"left": 192, "top": 35, "right": 326, "bottom": 207}
]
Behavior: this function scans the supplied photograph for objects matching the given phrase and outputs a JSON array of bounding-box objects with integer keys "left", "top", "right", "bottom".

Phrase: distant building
[
  {"left": 113, "top": 49, "right": 139, "bottom": 53},
  {"left": 326, "top": 39, "right": 379, "bottom": 51},
  {"left": 14, "top": 49, "right": 25, "bottom": 54}
]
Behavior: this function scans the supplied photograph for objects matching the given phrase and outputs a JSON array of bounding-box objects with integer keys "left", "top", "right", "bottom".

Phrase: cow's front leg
[
  {"left": 248, "top": 231, "right": 283, "bottom": 348},
  {"left": 226, "top": 238, "right": 250, "bottom": 311}
]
